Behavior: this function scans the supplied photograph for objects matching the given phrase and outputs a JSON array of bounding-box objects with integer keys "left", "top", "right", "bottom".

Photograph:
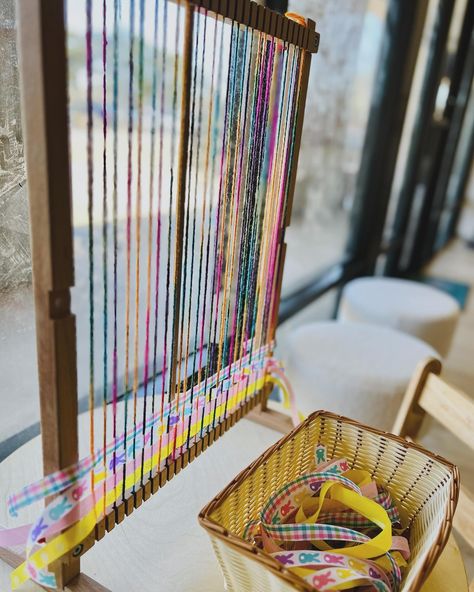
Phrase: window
[
  {"left": 0, "top": 0, "right": 40, "bottom": 452},
  {"left": 282, "top": 0, "right": 387, "bottom": 296}
]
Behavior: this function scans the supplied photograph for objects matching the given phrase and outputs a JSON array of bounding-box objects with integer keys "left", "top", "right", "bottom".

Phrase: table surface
[
  {"left": 422, "top": 534, "right": 468, "bottom": 591},
  {"left": 0, "top": 415, "right": 468, "bottom": 591}
]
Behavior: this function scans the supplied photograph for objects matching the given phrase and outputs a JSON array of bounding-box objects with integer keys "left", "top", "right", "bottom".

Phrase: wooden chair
[{"left": 393, "top": 358, "right": 474, "bottom": 591}]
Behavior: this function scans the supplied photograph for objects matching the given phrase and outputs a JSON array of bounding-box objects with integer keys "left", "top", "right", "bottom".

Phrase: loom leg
[
  {"left": 246, "top": 406, "right": 294, "bottom": 434},
  {"left": 0, "top": 548, "right": 111, "bottom": 592},
  {"left": 246, "top": 382, "right": 293, "bottom": 434},
  {"left": 246, "top": 384, "right": 293, "bottom": 433}
]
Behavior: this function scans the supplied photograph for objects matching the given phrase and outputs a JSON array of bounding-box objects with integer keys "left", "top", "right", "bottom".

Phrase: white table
[{"left": 0, "top": 417, "right": 468, "bottom": 591}]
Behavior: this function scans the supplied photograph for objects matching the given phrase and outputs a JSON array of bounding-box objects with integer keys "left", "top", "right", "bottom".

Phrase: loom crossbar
[{"left": 184, "top": 0, "right": 320, "bottom": 53}]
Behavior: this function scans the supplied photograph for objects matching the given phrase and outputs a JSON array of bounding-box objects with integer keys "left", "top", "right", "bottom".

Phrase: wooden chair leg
[{"left": 392, "top": 357, "right": 442, "bottom": 438}]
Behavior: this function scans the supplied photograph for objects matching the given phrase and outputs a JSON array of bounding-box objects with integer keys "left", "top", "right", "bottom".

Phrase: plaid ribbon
[
  {"left": 262, "top": 521, "right": 371, "bottom": 543},
  {"left": 317, "top": 490, "right": 400, "bottom": 529},
  {"left": 261, "top": 471, "right": 360, "bottom": 525}
]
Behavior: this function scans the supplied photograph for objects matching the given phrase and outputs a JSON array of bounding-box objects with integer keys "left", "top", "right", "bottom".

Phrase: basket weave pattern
[{"left": 199, "top": 411, "right": 459, "bottom": 592}]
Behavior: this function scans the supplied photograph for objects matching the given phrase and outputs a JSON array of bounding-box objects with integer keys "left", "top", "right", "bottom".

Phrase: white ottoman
[
  {"left": 338, "top": 277, "right": 460, "bottom": 357},
  {"left": 281, "top": 321, "right": 438, "bottom": 431}
]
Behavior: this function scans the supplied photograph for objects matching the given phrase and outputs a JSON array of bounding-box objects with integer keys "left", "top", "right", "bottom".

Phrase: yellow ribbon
[{"left": 327, "top": 485, "right": 392, "bottom": 559}]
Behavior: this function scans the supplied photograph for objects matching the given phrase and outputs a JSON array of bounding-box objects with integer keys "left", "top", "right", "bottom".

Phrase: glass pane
[
  {"left": 383, "top": 0, "right": 469, "bottom": 267},
  {"left": 383, "top": 0, "right": 441, "bottom": 240},
  {"left": 436, "top": 78, "right": 474, "bottom": 248},
  {"left": 0, "top": 0, "right": 40, "bottom": 450},
  {"left": 67, "top": 1, "right": 306, "bottom": 456},
  {"left": 67, "top": 1, "right": 190, "bottom": 446},
  {"left": 282, "top": 0, "right": 387, "bottom": 296}
]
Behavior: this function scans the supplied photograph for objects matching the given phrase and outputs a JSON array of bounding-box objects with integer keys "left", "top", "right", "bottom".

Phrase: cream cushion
[
  {"left": 338, "top": 277, "right": 460, "bottom": 357},
  {"left": 282, "top": 321, "right": 438, "bottom": 431}
]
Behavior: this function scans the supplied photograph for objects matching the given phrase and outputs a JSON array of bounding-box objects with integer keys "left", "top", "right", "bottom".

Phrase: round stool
[
  {"left": 281, "top": 321, "right": 438, "bottom": 431},
  {"left": 338, "top": 277, "right": 460, "bottom": 357}
]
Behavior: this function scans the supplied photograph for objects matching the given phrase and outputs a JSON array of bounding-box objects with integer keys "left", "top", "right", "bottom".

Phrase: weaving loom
[{"left": 2, "top": 0, "right": 318, "bottom": 589}]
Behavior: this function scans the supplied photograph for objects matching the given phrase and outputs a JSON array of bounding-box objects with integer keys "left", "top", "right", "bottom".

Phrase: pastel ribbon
[
  {"left": 6, "top": 350, "right": 297, "bottom": 590},
  {"left": 244, "top": 446, "right": 408, "bottom": 591},
  {"left": 7, "top": 342, "right": 271, "bottom": 518}
]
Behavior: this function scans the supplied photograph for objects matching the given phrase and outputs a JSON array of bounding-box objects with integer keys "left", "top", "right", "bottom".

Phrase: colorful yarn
[
  {"left": 5, "top": 3, "right": 314, "bottom": 588},
  {"left": 141, "top": 0, "right": 161, "bottom": 485}
]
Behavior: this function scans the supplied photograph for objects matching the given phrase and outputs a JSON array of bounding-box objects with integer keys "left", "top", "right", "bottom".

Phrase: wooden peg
[
  {"left": 273, "top": 12, "right": 283, "bottom": 39},
  {"left": 208, "top": 428, "right": 216, "bottom": 445},
  {"left": 249, "top": 1, "right": 258, "bottom": 30},
  {"left": 227, "top": 0, "right": 236, "bottom": 22},
  {"left": 174, "top": 455, "right": 183, "bottom": 474},
  {"left": 194, "top": 438, "right": 203, "bottom": 457},
  {"left": 235, "top": 0, "right": 244, "bottom": 25},
  {"left": 256, "top": 4, "right": 265, "bottom": 33},
  {"left": 105, "top": 513, "right": 116, "bottom": 533},
  {"left": 269, "top": 11, "right": 277, "bottom": 39},
  {"left": 281, "top": 13, "right": 289, "bottom": 42},
  {"left": 95, "top": 519, "right": 106, "bottom": 542},
  {"left": 306, "top": 16, "right": 316, "bottom": 31},
  {"left": 125, "top": 496, "right": 135, "bottom": 516},
  {"left": 115, "top": 503, "right": 126, "bottom": 525},
  {"left": 142, "top": 481, "right": 152, "bottom": 501},
  {"left": 133, "top": 487, "right": 143, "bottom": 509},
  {"left": 263, "top": 6, "right": 272, "bottom": 36},
  {"left": 298, "top": 24, "right": 304, "bottom": 49},
  {"left": 285, "top": 19, "right": 293, "bottom": 46},
  {"left": 151, "top": 474, "right": 160, "bottom": 494},
  {"left": 159, "top": 467, "right": 168, "bottom": 487},
  {"left": 304, "top": 23, "right": 310, "bottom": 48},
  {"left": 210, "top": 0, "right": 220, "bottom": 16}
]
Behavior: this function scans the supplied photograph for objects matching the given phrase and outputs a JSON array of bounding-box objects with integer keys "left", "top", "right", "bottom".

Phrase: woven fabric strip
[{"left": 8, "top": 344, "right": 271, "bottom": 517}]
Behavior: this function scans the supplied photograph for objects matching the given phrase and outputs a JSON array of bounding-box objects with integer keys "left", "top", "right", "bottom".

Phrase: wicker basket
[{"left": 199, "top": 411, "right": 459, "bottom": 592}]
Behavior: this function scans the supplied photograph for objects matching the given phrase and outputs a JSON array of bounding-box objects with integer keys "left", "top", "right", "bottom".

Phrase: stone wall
[
  {"left": 0, "top": 0, "right": 30, "bottom": 292},
  {"left": 288, "top": 0, "right": 383, "bottom": 226}
]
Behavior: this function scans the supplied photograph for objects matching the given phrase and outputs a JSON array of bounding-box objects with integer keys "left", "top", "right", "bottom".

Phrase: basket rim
[{"left": 199, "top": 410, "right": 460, "bottom": 592}]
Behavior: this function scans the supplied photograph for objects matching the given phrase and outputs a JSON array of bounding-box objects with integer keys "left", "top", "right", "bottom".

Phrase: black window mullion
[
  {"left": 407, "top": 1, "right": 474, "bottom": 271},
  {"left": 344, "top": 0, "right": 428, "bottom": 277},
  {"left": 384, "top": 0, "right": 455, "bottom": 276}
]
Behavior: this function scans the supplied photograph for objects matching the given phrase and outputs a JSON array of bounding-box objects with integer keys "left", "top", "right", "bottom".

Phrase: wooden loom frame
[{"left": 5, "top": 0, "right": 319, "bottom": 589}]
